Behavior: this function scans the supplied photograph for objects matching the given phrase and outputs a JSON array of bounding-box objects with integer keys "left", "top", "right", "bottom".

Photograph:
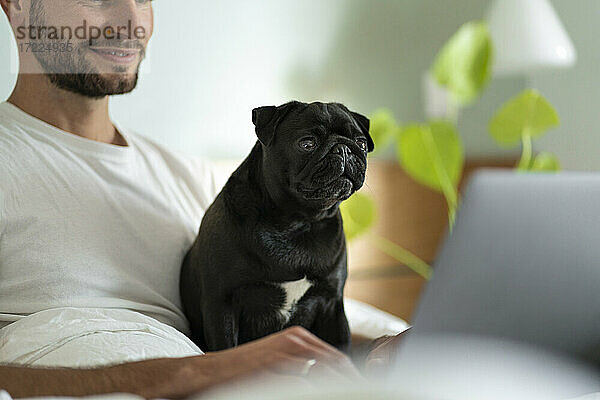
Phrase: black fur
[{"left": 180, "top": 101, "right": 373, "bottom": 352}]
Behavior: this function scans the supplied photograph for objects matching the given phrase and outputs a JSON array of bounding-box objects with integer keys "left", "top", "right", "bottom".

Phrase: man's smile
[{"left": 88, "top": 46, "right": 140, "bottom": 64}]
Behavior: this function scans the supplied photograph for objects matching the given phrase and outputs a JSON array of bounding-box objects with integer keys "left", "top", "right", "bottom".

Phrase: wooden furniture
[{"left": 345, "top": 159, "right": 514, "bottom": 322}]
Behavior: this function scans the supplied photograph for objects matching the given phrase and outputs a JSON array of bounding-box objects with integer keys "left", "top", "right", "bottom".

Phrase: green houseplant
[{"left": 340, "top": 20, "right": 561, "bottom": 280}]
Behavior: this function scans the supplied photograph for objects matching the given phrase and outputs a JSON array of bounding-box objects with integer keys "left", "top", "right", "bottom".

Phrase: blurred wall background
[{"left": 0, "top": 0, "right": 596, "bottom": 169}]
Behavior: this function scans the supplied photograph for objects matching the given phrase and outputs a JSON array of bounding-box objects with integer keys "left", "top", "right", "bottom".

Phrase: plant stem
[
  {"left": 517, "top": 131, "right": 533, "bottom": 170},
  {"left": 422, "top": 126, "right": 458, "bottom": 228},
  {"left": 447, "top": 95, "right": 460, "bottom": 125},
  {"left": 367, "top": 233, "right": 433, "bottom": 280}
]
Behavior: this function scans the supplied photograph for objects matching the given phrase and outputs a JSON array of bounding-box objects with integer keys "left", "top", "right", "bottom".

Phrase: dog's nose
[{"left": 332, "top": 144, "right": 349, "bottom": 156}]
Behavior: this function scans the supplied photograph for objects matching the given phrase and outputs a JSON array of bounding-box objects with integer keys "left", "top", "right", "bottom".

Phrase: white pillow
[{"left": 344, "top": 297, "right": 410, "bottom": 339}]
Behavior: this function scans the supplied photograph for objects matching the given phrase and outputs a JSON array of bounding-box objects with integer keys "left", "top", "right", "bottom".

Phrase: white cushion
[{"left": 344, "top": 297, "right": 410, "bottom": 339}]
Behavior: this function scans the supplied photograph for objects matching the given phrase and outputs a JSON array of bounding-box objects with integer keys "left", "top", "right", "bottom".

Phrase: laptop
[{"left": 391, "top": 170, "right": 600, "bottom": 399}]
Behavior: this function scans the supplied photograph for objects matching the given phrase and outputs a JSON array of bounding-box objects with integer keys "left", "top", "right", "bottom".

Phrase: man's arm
[
  {"left": 0, "top": 326, "right": 361, "bottom": 399},
  {"left": 0, "top": 358, "right": 177, "bottom": 399}
]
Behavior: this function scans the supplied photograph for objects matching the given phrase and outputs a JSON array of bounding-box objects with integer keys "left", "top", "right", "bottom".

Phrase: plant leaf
[
  {"left": 340, "top": 192, "right": 376, "bottom": 241},
  {"left": 397, "top": 121, "right": 464, "bottom": 193},
  {"left": 489, "top": 89, "right": 560, "bottom": 147},
  {"left": 432, "top": 20, "right": 493, "bottom": 105},
  {"left": 368, "top": 108, "right": 400, "bottom": 156},
  {"left": 531, "top": 152, "right": 561, "bottom": 172}
]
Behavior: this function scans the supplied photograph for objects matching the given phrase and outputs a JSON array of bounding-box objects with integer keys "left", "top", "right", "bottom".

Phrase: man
[{"left": 0, "top": 0, "right": 398, "bottom": 397}]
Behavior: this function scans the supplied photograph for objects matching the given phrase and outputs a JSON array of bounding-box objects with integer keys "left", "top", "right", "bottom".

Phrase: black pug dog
[{"left": 180, "top": 100, "right": 374, "bottom": 352}]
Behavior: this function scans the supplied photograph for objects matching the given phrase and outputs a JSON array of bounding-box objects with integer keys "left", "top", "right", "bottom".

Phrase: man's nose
[{"left": 109, "top": 1, "right": 144, "bottom": 39}]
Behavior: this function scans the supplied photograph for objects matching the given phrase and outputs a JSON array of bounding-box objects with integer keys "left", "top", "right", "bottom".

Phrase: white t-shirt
[{"left": 0, "top": 101, "right": 221, "bottom": 336}]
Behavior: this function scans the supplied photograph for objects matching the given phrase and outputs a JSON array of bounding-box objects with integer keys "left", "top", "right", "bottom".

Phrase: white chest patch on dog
[{"left": 278, "top": 277, "right": 312, "bottom": 321}]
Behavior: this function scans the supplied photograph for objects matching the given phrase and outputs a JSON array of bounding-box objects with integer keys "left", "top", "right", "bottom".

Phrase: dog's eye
[
  {"left": 298, "top": 138, "right": 317, "bottom": 151},
  {"left": 356, "top": 138, "right": 368, "bottom": 151}
]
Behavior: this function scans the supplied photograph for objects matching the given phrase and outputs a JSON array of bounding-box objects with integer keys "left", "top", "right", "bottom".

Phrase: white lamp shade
[{"left": 487, "top": 0, "right": 577, "bottom": 75}]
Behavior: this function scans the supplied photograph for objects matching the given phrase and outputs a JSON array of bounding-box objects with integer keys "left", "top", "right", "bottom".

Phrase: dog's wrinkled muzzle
[{"left": 296, "top": 144, "right": 366, "bottom": 201}]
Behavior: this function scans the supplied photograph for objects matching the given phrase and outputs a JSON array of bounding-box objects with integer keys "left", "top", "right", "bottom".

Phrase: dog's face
[{"left": 252, "top": 101, "right": 374, "bottom": 211}]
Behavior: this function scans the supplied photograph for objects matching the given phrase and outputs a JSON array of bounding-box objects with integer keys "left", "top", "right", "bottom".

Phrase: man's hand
[
  {"left": 364, "top": 328, "right": 412, "bottom": 374},
  {"left": 142, "top": 326, "right": 362, "bottom": 398},
  {"left": 1, "top": 326, "right": 361, "bottom": 399}
]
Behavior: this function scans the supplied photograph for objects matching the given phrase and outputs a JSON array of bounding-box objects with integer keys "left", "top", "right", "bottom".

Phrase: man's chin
[{"left": 46, "top": 72, "right": 139, "bottom": 98}]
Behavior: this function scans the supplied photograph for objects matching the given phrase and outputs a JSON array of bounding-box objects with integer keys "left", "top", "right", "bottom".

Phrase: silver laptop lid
[{"left": 409, "top": 170, "right": 600, "bottom": 363}]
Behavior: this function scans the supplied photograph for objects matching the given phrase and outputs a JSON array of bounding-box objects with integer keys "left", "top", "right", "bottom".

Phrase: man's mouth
[{"left": 88, "top": 47, "right": 140, "bottom": 64}]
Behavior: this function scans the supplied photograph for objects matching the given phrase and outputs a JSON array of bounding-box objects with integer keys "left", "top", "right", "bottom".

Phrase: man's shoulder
[
  {"left": 0, "top": 108, "right": 31, "bottom": 166},
  {"left": 0, "top": 103, "right": 25, "bottom": 143}
]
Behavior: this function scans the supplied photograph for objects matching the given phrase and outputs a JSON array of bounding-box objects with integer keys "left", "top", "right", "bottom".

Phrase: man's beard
[
  {"left": 35, "top": 48, "right": 143, "bottom": 99},
  {"left": 30, "top": 3, "right": 145, "bottom": 98}
]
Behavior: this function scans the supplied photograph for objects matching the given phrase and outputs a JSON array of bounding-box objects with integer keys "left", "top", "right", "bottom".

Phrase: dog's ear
[
  {"left": 349, "top": 111, "right": 374, "bottom": 153},
  {"left": 252, "top": 101, "right": 299, "bottom": 146}
]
